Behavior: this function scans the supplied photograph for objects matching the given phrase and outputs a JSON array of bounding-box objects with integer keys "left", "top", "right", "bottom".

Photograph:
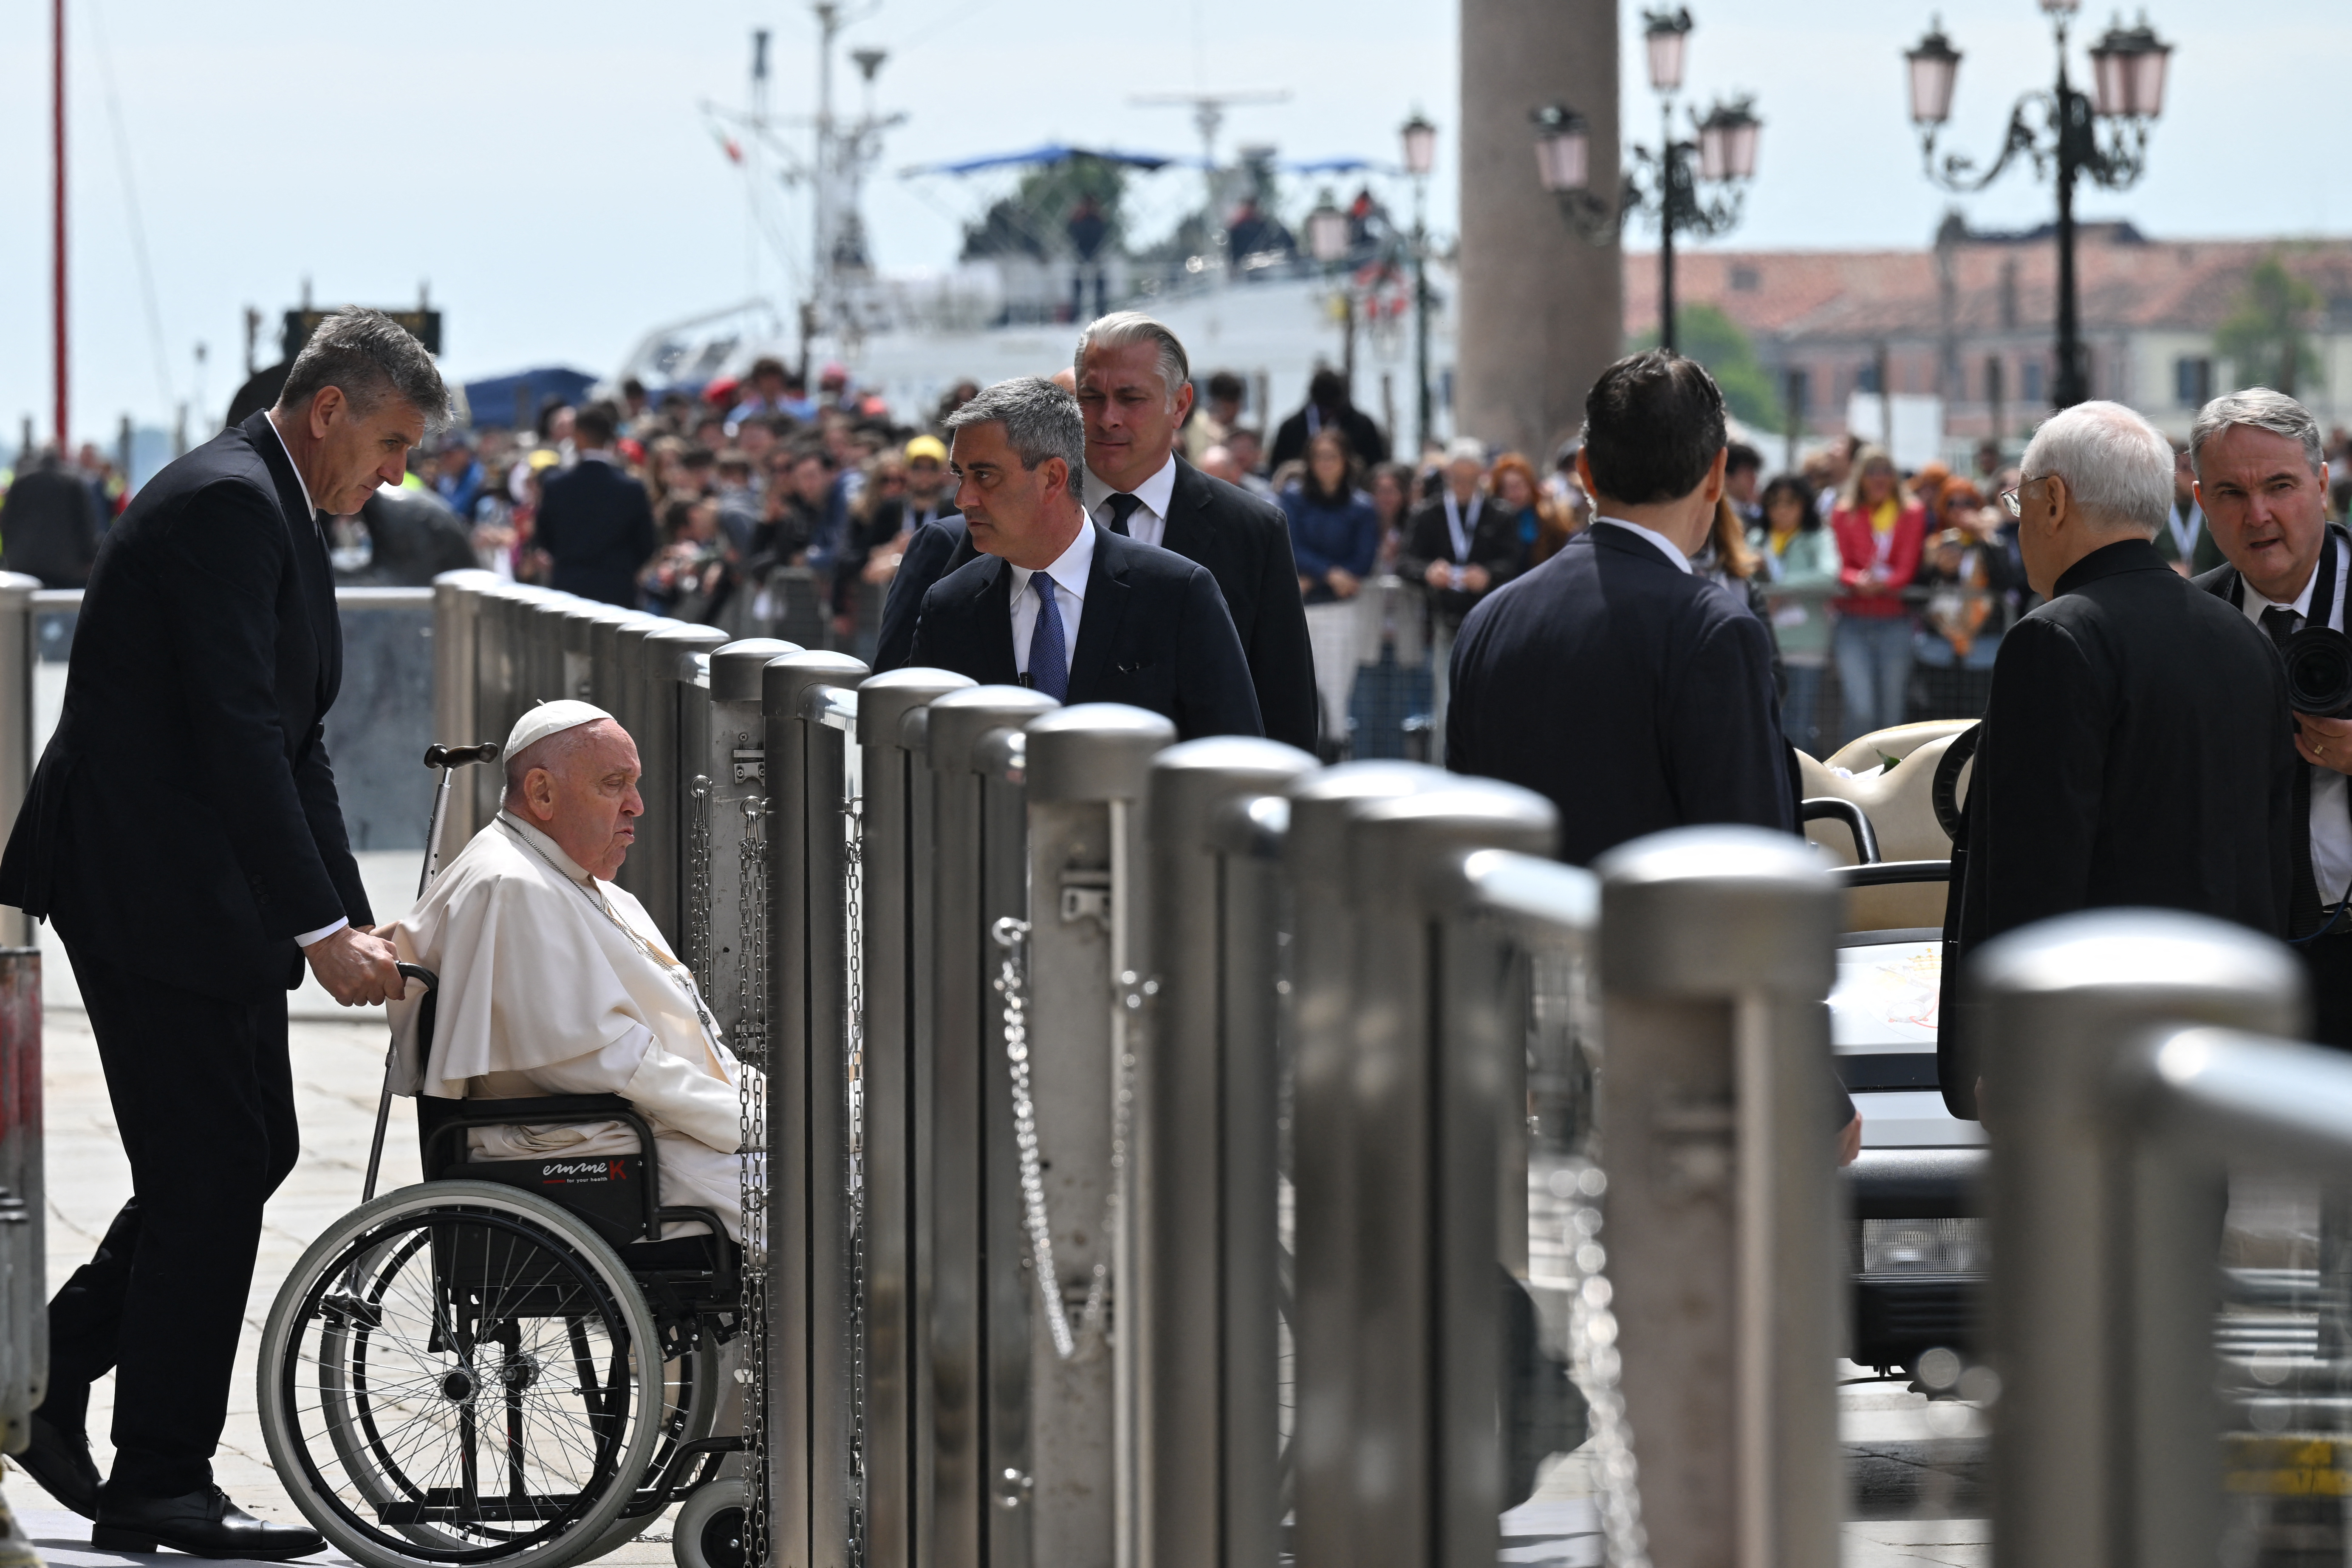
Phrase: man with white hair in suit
[
  {"left": 1939, "top": 400, "right": 2297, "bottom": 1120},
  {"left": 388, "top": 700, "right": 753, "bottom": 1239}
]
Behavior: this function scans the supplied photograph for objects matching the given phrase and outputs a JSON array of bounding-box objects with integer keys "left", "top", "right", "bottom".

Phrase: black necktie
[
  {"left": 2266, "top": 605, "right": 2322, "bottom": 929},
  {"left": 1105, "top": 492, "right": 1143, "bottom": 537}
]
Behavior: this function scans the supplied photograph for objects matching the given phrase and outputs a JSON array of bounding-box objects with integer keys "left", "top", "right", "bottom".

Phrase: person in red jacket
[{"left": 1829, "top": 444, "right": 1928, "bottom": 743}]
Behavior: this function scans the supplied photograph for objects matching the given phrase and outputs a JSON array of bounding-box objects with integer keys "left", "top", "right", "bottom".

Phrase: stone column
[{"left": 1457, "top": 0, "right": 1622, "bottom": 461}]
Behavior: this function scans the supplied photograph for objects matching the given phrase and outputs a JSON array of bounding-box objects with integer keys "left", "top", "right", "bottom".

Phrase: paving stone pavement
[{"left": 8, "top": 1002, "right": 681, "bottom": 1568}]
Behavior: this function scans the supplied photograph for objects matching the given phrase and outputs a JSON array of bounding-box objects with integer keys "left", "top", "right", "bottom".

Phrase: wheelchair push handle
[
  {"left": 424, "top": 740, "right": 501, "bottom": 770},
  {"left": 395, "top": 962, "right": 438, "bottom": 994}
]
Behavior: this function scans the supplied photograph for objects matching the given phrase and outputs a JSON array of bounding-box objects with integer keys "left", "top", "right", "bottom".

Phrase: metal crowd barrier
[{"left": 438, "top": 568, "right": 2352, "bottom": 1568}]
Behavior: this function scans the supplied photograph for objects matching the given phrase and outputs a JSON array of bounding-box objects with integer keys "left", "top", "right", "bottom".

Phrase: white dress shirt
[
  {"left": 263, "top": 415, "right": 353, "bottom": 950},
  {"left": 2241, "top": 540, "right": 2352, "bottom": 903},
  {"left": 1593, "top": 515, "right": 1695, "bottom": 574},
  {"left": 1009, "top": 520, "right": 1097, "bottom": 681},
  {"left": 1083, "top": 454, "right": 1179, "bottom": 550}
]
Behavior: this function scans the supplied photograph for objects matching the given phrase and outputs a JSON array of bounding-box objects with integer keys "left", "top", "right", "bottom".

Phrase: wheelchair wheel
[
  {"left": 670, "top": 1480, "right": 748, "bottom": 1568},
  {"left": 259, "top": 1181, "right": 667, "bottom": 1568}
]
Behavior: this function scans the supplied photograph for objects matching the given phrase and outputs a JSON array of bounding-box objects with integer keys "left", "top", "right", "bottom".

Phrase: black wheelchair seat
[{"left": 414, "top": 1093, "right": 739, "bottom": 1297}]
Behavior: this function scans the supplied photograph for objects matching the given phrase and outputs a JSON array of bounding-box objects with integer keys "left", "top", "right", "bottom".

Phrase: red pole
[{"left": 53, "top": 0, "right": 68, "bottom": 454}]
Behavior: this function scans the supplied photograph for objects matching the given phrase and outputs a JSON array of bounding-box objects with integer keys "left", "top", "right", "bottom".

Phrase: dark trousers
[{"left": 44, "top": 935, "right": 299, "bottom": 1498}]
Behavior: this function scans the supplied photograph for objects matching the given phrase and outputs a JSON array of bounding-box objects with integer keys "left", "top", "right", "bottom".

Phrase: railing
[{"left": 405, "top": 566, "right": 2352, "bottom": 1568}]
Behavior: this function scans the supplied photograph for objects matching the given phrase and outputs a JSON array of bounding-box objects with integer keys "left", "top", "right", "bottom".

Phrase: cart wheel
[
  {"left": 672, "top": 1480, "right": 748, "bottom": 1568},
  {"left": 1932, "top": 723, "right": 1981, "bottom": 842}
]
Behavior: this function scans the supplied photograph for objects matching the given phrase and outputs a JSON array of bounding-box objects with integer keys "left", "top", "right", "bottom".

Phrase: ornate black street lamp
[
  {"left": 1400, "top": 111, "right": 1437, "bottom": 452},
  {"left": 1903, "top": 3, "right": 2171, "bottom": 410},
  {"left": 1530, "top": 8, "right": 1760, "bottom": 355}
]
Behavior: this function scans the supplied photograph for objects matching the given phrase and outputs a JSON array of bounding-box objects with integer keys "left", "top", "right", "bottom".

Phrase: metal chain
[
  {"left": 737, "top": 794, "right": 771, "bottom": 1568},
  {"left": 1557, "top": 1162, "right": 1651, "bottom": 1568},
  {"left": 991, "top": 918, "right": 1126, "bottom": 1359},
  {"left": 687, "top": 775, "right": 715, "bottom": 992}
]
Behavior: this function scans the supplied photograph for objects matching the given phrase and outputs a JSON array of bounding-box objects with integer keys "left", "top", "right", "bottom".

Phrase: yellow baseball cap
[{"left": 904, "top": 434, "right": 948, "bottom": 464}]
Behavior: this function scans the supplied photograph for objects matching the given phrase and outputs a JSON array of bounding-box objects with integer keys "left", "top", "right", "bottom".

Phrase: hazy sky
[{"left": 2, "top": 0, "right": 2346, "bottom": 444}]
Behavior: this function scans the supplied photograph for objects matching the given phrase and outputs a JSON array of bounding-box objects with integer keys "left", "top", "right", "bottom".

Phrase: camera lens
[{"left": 2284, "top": 627, "right": 2352, "bottom": 719}]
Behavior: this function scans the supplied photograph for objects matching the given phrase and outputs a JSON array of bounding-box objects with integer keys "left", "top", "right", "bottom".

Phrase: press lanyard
[
  {"left": 2167, "top": 501, "right": 2202, "bottom": 562},
  {"left": 1443, "top": 492, "right": 1481, "bottom": 561}
]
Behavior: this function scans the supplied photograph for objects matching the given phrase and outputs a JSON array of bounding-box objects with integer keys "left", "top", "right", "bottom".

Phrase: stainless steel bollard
[
  {"left": 691, "top": 638, "right": 800, "bottom": 1013},
  {"left": 0, "top": 949, "right": 42, "bottom": 1452},
  {"left": 430, "top": 570, "right": 500, "bottom": 849},
  {"left": 469, "top": 585, "right": 524, "bottom": 833},
  {"left": 638, "top": 623, "right": 730, "bottom": 944},
  {"left": 1017, "top": 705, "right": 1178, "bottom": 1568},
  {"left": 607, "top": 617, "right": 671, "bottom": 906},
  {"left": 1594, "top": 827, "right": 1843, "bottom": 1568},
  {"left": 1283, "top": 762, "right": 1456, "bottom": 1568},
  {"left": 924, "top": 686, "right": 1059, "bottom": 1568},
  {"left": 1304, "top": 784, "right": 1558, "bottom": 1568},
  {"left": 1132, "top": 737, "right": 1317, "bottom": 1568},
  {"left": 588, "top": 607, "right": 648, "bottom": 715},
  {"left": 801, "top": 673, "right": 867, "bottom": 1568},
  {"left": 855, "top": 669, "right": 978, "bottom": 1568},
  {"left": 764, "top": 650, "right": 871, "bottom": 1568},
  {"left": 1967, "top": 910, "right": 2304, "bottom": 1568},
  {"left": 0, "top": 577, "right": 40, "bottom": 950},
  {"left": 564, "top": 602, "right": 625, "bottom": 704}
]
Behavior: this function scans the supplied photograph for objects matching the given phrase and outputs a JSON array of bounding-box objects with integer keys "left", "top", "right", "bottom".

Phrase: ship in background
[{"left": 610, "top": 5, "right": 1461, "bottom": 450}]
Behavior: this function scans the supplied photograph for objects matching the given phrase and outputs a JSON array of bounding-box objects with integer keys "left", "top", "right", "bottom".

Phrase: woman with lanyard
[{"left": 1828, "top": 444, "right": 1928, "bottom": 744}]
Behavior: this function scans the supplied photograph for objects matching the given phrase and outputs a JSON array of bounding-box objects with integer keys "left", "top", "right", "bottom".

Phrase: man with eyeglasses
[
  {"left": 1940, "top": 401, "right": 2296, "bottom": 1122},
  {"left": 2188, "top": 388, "right": 2352, "bottom": 1047}
]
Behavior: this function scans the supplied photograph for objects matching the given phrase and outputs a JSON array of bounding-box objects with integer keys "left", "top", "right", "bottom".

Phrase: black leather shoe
[
  {"left": 13, "top": 1413, "right": 101, "bottom": 1520},
  {"left": 91, "top": 1486, "right": 325, "bottom": 1560}
]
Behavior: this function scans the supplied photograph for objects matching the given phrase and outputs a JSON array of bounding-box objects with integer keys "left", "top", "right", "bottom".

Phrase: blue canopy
[
  {"left": 462, "top": 367, "right": 602, "bottom": 432},
  {"left": 1281, "top": 155, "right": 1398, "bottom": 175},
  {"left": 904, "top": 143, "right": 1179, "bottom": 176}
]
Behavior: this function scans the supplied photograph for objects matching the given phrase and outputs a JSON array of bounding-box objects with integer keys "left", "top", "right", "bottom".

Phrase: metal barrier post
[
  {"left": 0, "top": 578, "right": 38, "bottom": 950},
  {"left": 854, "top": 670, "right": 978, "bottom": 1568},
  {"left": 0, "top": 949, "right": 41, "bottom": 1451},
  {"left": 801, "top": 671, "right": 868, "bottom": 1568},
  {"left": 1966, "top": 911, "right": 2304, "bottom": 1568},
  {"left": 513, "top": 587, "right": 569, "bottom": 710},
  {"left": 1134, "top": 739, "right": 1319, "bottom": 1568},
  {"left": 692, "top": 639, "right": 800, "bottom": 1009},
  {"left": 589, "top": 607, "right": 648, "bottom": 715},
  {"left": 1302, "top": 785, "right": 1556, "bottom": 1568},
  {"left": 924, "top": 686, "right": 1059, "bottom": 1568},
  {"left": 639, "top": 624, "right": 729, "bottom": 944},
  {"left": 1282, "top": 763, "right": 1454, "bottom": 1568},
  {"left": 1018, "top": 705, "right": 1177, "bottom": 1567},
  {"left": 764, "top": 651, "right": 870, "bottom": 1568},
  {"left": 430, "top": 571, "right": 499, "bottom": 848},
  {"left": 1594, "top": 828, "right": 1843, "bottom": 1568}
]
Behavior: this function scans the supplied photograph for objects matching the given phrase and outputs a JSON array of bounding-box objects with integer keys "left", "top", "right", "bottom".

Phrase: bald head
[{"left": 503, "top": 718, "right": 644, "bottom": 881}]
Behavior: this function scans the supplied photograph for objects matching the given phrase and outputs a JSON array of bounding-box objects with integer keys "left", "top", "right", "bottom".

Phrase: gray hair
[
  {"left": 2190, "top": 387, "right": 2325, "bottom": 478},
  {"left": 941, "top": 376, "right": 1085, "bottom": 482},
  {"left": 1074, "top": 311, "right": 1190, "bottom": 402},
  {"left": 276, "top": 308, "right": 450, "bottom": 426},
  {"left": 2021, "top": 400, "right": 2174, "bottom": 536}
]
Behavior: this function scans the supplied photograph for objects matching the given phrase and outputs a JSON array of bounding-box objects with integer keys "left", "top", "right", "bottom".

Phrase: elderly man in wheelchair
[{"left": 257, "top": 701, "right": 761, "bottom": 1568}]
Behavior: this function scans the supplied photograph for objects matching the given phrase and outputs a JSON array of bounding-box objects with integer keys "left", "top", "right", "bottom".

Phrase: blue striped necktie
[{"left": 1029, "top": 574, "right": 1069, "bottom": 701}]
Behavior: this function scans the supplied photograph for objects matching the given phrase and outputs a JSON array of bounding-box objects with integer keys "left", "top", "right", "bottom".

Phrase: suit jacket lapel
[
  {"left": 1158, "top": 458, "right": 1207, "bottom": 561},
  {"left": 243, "top": 410, "right": 340, "bottom": 710},
  {"left": 977, "top": 558, "right": 1020, "bottom": 686},
  {"left": 1066, "top": 524, "right": 1127, "bottom": 701}
]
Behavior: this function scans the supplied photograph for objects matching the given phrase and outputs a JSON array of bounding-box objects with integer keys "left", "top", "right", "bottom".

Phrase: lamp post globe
[
  {"left": 1400, "top": 111, "right": 1436, "bottom": 178},
  {"left": 1642, "top": 6, "right": 1693, "bottom": 95},
  {"left": 1697, "top": 99, "right": 1760, "bottom": 184},
  {"left": 1904, "top": 24, "right": 1961, "bottom": 126},
  {"left": 2089, "top": 17, "right": 2171, "bottom": 119},
  {"left": 1304, "top": 195, "right": 1351, "bottom": 266},
  {"left": 1530, "top": 103, "right": 1592, "bottom": 195}
]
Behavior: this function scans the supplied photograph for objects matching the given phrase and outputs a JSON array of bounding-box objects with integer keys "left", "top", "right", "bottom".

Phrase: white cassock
[{"left": 386, "top": 811, "right": 755, "bottom": 1241}]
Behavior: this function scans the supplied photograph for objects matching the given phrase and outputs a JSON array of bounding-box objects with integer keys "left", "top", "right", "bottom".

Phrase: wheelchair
[{"left": 258, "top": 968, "right": 754, "bottom": 1568}]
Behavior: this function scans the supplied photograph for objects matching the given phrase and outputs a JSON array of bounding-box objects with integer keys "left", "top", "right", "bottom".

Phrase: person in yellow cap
[{"left": 865, "top": 432, "right": 967, "bottom": 666}]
